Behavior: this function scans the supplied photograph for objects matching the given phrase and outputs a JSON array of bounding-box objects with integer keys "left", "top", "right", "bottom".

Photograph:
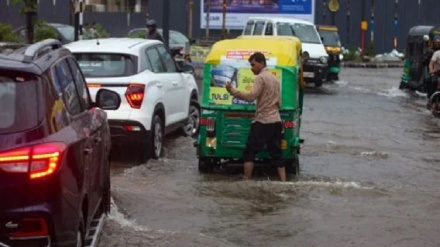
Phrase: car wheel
[
  {"left": 151, "top": 115, "right": 163, "bottom": 159},
  {"left": 198, "top": 158, "right": 216, "bottom": 173},
  {"left": 315, "top": 79, "right": 323, "bottom": 87},
  {"left": 285, "top": 155, "right": 300, "bottom": 175},
  {"left": 181, "top": 100, "right": 200, "bottom": 138},
  {"left": 76, "top": 219, "right": 85, "bottom": 247}
]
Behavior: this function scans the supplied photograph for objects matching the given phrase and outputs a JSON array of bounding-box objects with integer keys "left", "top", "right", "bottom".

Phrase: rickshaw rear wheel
[
  {"left": 285, "top": 155, "right": 300, "bottom": 175},
  {"left": 198, "top": 158, "right": 215, "bottom": 173}
]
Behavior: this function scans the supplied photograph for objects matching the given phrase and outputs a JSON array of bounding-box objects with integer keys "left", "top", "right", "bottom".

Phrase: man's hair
[{"left": 248, "top": 52, "right": 266, "bottom": 66}]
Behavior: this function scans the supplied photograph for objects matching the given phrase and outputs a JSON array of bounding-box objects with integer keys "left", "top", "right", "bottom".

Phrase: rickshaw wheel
[
  {"left": 285, "top": 155, "right": 300, "bottom": 175},
  {"left": 198, "top": 158, "right": 215, "bottom": 173}
]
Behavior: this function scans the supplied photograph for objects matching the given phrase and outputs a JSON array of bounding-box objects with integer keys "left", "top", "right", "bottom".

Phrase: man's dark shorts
[{"left": 243, "top": 121, "right": 284, "bottom": 168}]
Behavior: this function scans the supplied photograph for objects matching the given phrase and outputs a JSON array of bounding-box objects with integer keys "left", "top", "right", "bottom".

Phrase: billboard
[{"left": 200, "top": 0, "right": 315, "bottom": 30}]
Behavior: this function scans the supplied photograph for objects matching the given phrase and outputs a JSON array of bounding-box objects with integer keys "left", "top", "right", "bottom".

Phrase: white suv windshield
[
  {"left": 277, "top": 23, "right": 322, "bottom": 44},
  {"left": 74, "top": 53, "right": 136, "bottom": 78}
]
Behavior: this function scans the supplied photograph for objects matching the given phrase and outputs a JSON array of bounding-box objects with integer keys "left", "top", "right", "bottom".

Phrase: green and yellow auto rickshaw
[
  {"left": 316, "top": 25, "right": 343, "bottom": 81},
  {"left": 399, "top": 25, "right": 440, "bottom": 92},
  {"left": 194, "top": 36, "right": 304, "bottom": 174}
]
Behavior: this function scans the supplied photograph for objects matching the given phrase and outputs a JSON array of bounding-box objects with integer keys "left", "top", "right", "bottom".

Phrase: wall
[{"left": 2, "top": 0, "right": 440, "bottom": 53}]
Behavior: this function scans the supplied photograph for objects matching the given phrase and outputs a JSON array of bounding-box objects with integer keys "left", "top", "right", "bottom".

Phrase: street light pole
[
  {"left": 163, "top": 0, "right": 170, "bottom": 48},
  {"left": 222, "top": 0, "right": 226, "bottom": 39},
  {"left": 188, "top": 0, "right": 193, "bottom": 40},
  {"left": 206, "top": 0, "right": 210, "bottom": 41}
]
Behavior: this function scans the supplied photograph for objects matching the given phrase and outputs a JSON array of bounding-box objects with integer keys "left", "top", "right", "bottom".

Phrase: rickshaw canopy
[{"left": 204, "top": 36, "right": 302, "bottom": 67}]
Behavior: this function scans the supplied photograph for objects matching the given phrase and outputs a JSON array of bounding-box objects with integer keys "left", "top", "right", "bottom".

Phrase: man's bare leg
[
  {"left": 244, "top": 161, "right": 254, "bottom": 180},
  {"left": 277, "top": 167, "right": 286, "bottom": 182}
]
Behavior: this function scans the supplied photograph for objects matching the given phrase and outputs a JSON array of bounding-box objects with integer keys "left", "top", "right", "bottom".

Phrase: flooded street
[{"left": 99, "top": 68, "right": 440, "bottom": 247}]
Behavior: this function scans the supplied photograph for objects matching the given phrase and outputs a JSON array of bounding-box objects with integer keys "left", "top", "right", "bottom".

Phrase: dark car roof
[
  {"left": 0, "top": 39, "right": 72, "bottom": 75},
  {"left": 408, "top": 26, "right": 435, "bottom": 36}
]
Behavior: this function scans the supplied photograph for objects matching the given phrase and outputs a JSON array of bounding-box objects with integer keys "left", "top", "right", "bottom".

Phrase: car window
[
  {"left": 170, "top": 32, "right": 189, "bottom": 44},
  {"left": 140, "top": 47, "right": 154, "bottom": 72},
  {"left": 56, "top": 26, "right": 75, "bottom": 43},
  {"left": 156, "top": 45, "right": 176, "bottom": 73},
  {"left": 253, "top": 21, "right": 265, "bottom": 35},
  {"left": 265, "top": 22, "right": 273, "bottom": 35},
  {"left": 244, "top": 21, "right": 254, "bottom": 35},
  {"left": 74, "top": 53, "right": 136, "bottom": 78},
  {"left": 0, "top": 70, "right": 39, "bottom": 134},
  {"left": 52, "top": 59, "right": 82, "bottom": 115},
  {"left": 146, "top": 48, "right": 165, "bottom": 73},
  {"left": 67, "top": 58, "right": 92, "bottom": 109},
  {"left": 278, "top": 23, "right": 322, "bottom": 44}
]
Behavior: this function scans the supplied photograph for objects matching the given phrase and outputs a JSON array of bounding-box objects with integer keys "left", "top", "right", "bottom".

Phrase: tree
[{"left": 11, "top": 0, "right": 38, "bottom": 44}]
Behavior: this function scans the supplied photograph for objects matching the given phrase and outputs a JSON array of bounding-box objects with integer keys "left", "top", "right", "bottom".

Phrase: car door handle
[
  {"left": 84, "top": 148, "right": 93, "bottom": 155},
  {"left": 156, "top": 82, "right": 163, "bottom": 88},
  {"left": 172, "top": 81, "right": 178, "bottom": 86},
  {"left": 94, "top": 137, "right": 102, "bottom": 143}
]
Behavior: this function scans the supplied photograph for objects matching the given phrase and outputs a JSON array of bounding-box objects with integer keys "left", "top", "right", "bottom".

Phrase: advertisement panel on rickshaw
[{"left": 208, "top": 50, "right": 283, "bottom": 106}]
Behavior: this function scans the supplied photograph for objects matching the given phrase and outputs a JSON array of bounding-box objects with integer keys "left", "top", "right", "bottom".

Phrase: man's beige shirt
[
  {"left": 230, "top": 68, "right": 281, "bottom": 123},
  {"left": 432, "top": 50, "right": 440, "bottom": 72}
]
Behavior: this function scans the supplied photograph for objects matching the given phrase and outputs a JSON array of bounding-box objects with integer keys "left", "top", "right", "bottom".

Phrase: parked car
[
  {"left": 0, "top": 39, "right": 120, "bottom": 247},
  {"left": 65, "top": 38, "right": 200, "bottom": 161},
  {"left": 128, "top": 28, "right": 195, "bottom": 59},
  {"left": 14, "top": 23, "right": 75, "bottom": 44}
]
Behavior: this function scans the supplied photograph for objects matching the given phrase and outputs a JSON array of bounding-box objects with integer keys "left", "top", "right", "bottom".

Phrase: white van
[{"left": 242, "top": 17, "right": 328, "bottom": 87}]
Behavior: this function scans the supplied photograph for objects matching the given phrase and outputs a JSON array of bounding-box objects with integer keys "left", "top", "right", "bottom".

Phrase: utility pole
[
  {"left": 205, "top": 0, "right": 210, "bottom": 41},
  {"left": 346, "top": 0, "right": 350, "bottom": 47},
  {"left": 188, "top": 0, "right": 193, "bottom": 39},
  {"left": 74, "top": 0, "right": 84, "bottom": 41},
  {"left": 163, "top": 0, "right": 170, "bottom": 48},
  {"left": 222, "top": 0, "right": 226, "bottom": 39}
]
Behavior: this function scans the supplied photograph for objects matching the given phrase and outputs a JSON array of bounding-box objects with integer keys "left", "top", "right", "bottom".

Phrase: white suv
[{"left": 65, "top": 38, "right": 200, "bottom": 161}]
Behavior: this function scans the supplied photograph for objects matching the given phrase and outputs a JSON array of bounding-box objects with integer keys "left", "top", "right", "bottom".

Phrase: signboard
[
  {"left": 200, "top": 0, "right": 315, "bottom": 30},
  {"left": 208, "top": 52, "right": 282, "bottom": 106}
]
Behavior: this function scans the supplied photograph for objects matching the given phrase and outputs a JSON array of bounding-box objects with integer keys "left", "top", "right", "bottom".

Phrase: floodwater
[{"left": 98, "top": 68, "right": 440, "bottom": 247}]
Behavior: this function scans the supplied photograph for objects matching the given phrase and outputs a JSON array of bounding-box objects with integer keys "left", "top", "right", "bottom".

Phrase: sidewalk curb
[{"left": 342, "top": 62, "right": 404, "bottom": 68}]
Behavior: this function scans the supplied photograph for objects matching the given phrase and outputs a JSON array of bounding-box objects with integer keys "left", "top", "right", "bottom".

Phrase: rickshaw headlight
[
  {"left": 319, "top": 56, "right": 328, "bottom": 64},
  {"left": 339, "top": 54, "right": 344, "bottom": 60}
]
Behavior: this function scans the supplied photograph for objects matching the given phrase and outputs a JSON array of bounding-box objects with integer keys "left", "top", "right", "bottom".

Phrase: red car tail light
[
  {"left": 125, "top": 84, "right": 145, "bottom": 109},
  {"left": 0, "top": 143, "right": 66, "bottom": 179},
  {"left": 9, "top": 218, "right": 49, "bottom": 238},
  {"left": 201, "top": 118, "right": 216, "bottom": 137}
]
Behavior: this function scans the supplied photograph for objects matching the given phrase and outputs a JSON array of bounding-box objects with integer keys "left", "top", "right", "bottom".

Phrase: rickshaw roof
[
  {"left": 316, "top": 25, "right": 338, "bottom": 31},
  {"left": 408, "top": 26, "right": 435, "bottom": 36},
  {"left": 205, "top": 36, "right": 302, "bottom": 67}
]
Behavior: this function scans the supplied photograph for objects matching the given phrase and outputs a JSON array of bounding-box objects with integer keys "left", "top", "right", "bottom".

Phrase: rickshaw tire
[
  {"left": 198, "top": 158, "right": 214, "bottom": 173},
  {"left": 285, "top": 155, "right": 300, "bottom": 175}
]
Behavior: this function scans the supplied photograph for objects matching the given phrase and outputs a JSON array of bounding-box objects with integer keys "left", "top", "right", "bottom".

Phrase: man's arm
[{"left": 230, "top": 77, "right": 263, "bottom": 102}]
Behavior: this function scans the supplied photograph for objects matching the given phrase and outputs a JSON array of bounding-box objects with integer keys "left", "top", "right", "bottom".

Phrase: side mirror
[
  {"left": 321, "top": 36, "right": 324, "bottom": 42},
  {"left": 182, "top": 62, "right": 195, "bottom": 75},
  {"left": 95, "top": 88, "right": 121, "bottom": 110},
  {"left": 170, "top": 47, "right": 181, "bottom": 57}
]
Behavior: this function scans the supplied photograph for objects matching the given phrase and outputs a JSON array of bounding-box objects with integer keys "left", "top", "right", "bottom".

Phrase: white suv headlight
[{"left": 319, "top": 56, "right": 328, "bottom": 64}]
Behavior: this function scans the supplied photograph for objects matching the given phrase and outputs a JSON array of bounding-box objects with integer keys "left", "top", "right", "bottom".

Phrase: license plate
[{"left": 303, "top": 72, "right": 314, "bottom": 78}]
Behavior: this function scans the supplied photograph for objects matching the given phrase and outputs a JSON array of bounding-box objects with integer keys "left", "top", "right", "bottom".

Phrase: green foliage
[
  {"left": 83, "top": 23, "right": 110, "bottom": 39},
  {"left": 34, "top": 21, "right": 58, "bottom": 42},
  {"left": 95, "top": 23, "right": 110, "bottom": 38},
  {"left": 11, "top": 0, "right": 38, "bottom": 15},
  {"left": 343, "top": 46, "right": 361, "bottom": 61},
  {"left": 365, "top": 42, "right": 376, "bottom": 57},
  {"left": 0, "top": 22, "right": 24, "bottom": 42}
]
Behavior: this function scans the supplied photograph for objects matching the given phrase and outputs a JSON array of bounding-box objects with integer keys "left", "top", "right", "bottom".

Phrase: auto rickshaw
[
  {"left": 316, "top": 25, "right": 343, "bottom": 81},
  {"left": 194, "top": 36, "right": 304, "bottom": 174},
  {"left": 399, "top": 25, "right": 440, "bottom": 92}
]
